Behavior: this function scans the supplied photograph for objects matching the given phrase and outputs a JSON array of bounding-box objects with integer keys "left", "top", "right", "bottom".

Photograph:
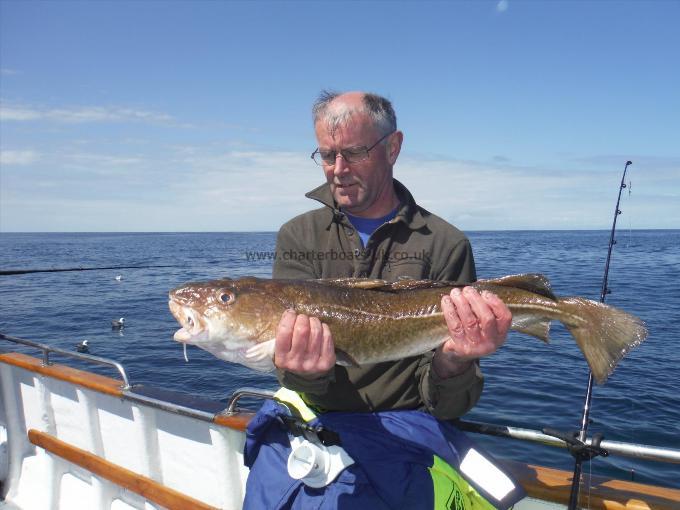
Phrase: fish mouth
[
  {"left": 173, "top": 327, "right": 208, "bottom": 343},
  {"left": 168, "top": 300, "right": 209, "bottom": 344}
]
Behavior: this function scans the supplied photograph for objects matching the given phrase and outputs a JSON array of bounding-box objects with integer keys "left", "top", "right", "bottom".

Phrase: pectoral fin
[
  {"left": 512, "top": 313, "right": 551, "bottom": 342},
  {"left": 335, "top": 349, "right": 361, "bottom": 368},
  {"left": 245, "top": 339, "right": 276, "bottom": 362}
]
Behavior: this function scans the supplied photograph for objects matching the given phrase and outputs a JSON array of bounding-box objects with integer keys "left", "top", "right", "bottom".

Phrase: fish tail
[{"left": 558, "top": 297, "right": 647, "bottom": 384}]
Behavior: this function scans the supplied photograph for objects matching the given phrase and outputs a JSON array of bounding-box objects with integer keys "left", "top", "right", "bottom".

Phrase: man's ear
[{"left": 387, "top": 131, "right": 403, "bottom": 165}]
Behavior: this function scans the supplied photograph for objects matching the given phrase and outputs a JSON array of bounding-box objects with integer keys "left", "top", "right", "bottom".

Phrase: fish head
[{"left": 168, "top": 277, "right": 285, "bottom": 372}]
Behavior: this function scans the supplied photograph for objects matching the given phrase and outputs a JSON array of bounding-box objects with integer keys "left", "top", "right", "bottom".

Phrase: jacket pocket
[{"left": 384, "top": 256, "right": 431, "bottom": 280}]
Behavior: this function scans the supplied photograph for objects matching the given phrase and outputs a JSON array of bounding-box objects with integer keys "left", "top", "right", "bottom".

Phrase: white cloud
[
  {"left": 393, "top": 154, "right": 675, "bottom": 230},
  {"left": 0, "top": 103, "right": 174, "bottom": 124},
  {"left": 0, "top": 150, "right": 40, "bottom": 166},
  {"left": 64, "top": 152, "right": 145, "bottom": 168},
  {"left": 496, "top": 0, "right": 509, "bottom": 13},
  {"left": 0, "top": 106, "right": 40, "bottom": 121},
  {"left": 1, "top": 143, "right": 677, "bottom": 232},
  {"left": 0, "top": 69, "right": 20, "bottom": 76},
  {"left": 168, "top": 149, "right": 322, "bottom": 218},
  {"left": 571, "top": 154, "right": 680, "bottom": 172}
]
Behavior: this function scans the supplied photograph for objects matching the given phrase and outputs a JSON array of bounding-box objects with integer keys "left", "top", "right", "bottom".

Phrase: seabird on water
[
  {"left": 76, "top": 340, "right": 90, "bottom": 353},
  {"left": 115, "top": 275, "right": 123, "bottom": 281},
  {"left": 111, "top": 317, "right": 125, "bottom": 329}
]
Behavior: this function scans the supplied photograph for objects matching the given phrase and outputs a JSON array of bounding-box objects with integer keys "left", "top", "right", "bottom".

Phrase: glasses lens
[
  {"left": 318, "top": 150, "right": 336, "bottom": 165},
  {"left": 343, "top": 147, "right": 369, "bottom": 163},
  {"left": 313, "top": 146, "right": 372, "bottom": 165}
]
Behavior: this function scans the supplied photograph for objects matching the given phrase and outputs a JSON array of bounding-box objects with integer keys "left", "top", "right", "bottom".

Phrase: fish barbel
[{"left": 168, "top": 274, "right": 647, "bottom": 384}]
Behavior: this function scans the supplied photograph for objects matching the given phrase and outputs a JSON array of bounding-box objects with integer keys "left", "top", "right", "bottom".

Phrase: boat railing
[
  {"left": 223, "top": 385, "right": 680, "bottom": 466},
  {"left": 222, "top": 387, "right": 277, "bottom": 414},
  {"left": 0, "top": 332, "right": 132, "bottom": 390},
  {"left": 2, "top": 332, "right": 679, "bottom": 467},
  {"left": 457, "top": 419, "right": 680, "bottom": 465}
]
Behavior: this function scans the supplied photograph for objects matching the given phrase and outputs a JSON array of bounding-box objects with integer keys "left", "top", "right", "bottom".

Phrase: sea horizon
[{"left": 1, "top": 227, "right": 677, "bottom": 235}]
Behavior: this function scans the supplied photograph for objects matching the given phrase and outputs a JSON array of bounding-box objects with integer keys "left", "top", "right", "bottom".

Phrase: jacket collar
[{"left": 305, "top": 179, "right": 427, "bottom": 230}]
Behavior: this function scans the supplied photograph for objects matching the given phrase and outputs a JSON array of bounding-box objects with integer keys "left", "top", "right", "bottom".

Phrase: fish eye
[{"left": 218, "top": 291, "right": 235, "bottom": 305}]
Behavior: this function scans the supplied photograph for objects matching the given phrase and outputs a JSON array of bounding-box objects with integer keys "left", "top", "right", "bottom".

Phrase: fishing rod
[
  {"left": 0, "top": 265, "right": 177, "bottom": 276},
  {"left": 561, "top": 160, "right": 634, "bottom": 510}
]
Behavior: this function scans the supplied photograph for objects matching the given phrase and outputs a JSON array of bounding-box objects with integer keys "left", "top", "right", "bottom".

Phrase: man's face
[{"left": 314, "top": 112, "right": 397, "bottom": 217}]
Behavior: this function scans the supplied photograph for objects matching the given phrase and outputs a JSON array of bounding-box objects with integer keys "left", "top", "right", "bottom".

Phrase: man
[
  {"left": 272, "top": 90, "right": 511, "bottom": 419},
  {"left": 243, "top": 91, "right": 521, "bottom": 510}
]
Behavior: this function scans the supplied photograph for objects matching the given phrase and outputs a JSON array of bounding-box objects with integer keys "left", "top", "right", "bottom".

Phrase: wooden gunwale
[
  {"left": 502, "top": 460, "right": 680, "bottom": 510},
  {"left": 213, "top": 412, "right": 253, "bottom": 431},
  {"left": 0, "top": 351, "right": 256, "bottom": 430},
  {"left": 0, "top": 352, "right": 123, "bottom": 396},
  {"left": 3, "top": 351, "right": 679, "bottom": 509},
  {"left": 28, "top": 429, "right": 219, "bottom": 510}
]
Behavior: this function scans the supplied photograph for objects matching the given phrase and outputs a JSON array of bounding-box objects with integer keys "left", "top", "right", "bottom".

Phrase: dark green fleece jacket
[{"left": 272, "top": 179, "right": 484, "bottom": 419}]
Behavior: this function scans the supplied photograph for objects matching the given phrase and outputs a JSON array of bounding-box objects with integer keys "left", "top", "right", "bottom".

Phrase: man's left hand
[{"left": 433, "top": 286, "right": 512, "bottom": 378}]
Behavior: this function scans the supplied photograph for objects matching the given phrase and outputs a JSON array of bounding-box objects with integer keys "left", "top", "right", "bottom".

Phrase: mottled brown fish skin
[{"left": 168, "top": 274, "right": 647, "bottom": 384}]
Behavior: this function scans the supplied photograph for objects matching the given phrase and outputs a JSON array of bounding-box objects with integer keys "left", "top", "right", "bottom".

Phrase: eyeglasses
[{"left": 311, "top": 131, "right": 395, "bottom": 166}]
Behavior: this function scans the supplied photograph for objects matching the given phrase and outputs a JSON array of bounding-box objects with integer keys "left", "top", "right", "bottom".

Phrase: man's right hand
[{"left": 274, "top": 309, "right": 336, "bottom": 379}]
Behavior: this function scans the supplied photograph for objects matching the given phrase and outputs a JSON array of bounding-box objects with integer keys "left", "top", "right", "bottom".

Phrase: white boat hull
[
  {"left": 1, "top": 346, "right": 678, "bottom": 510},
  {"left": 0, "top": 353, "right": 248, "bottom": 509}
]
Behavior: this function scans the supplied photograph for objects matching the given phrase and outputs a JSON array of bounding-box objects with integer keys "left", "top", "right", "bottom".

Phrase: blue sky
[{"left": 1, "top": 0, "right": 678, "bottom": 232}]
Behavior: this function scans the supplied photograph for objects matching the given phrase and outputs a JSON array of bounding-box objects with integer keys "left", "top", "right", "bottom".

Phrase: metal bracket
[
  {"left": 276, "top": 415, "right": 341, "bottom": 447},
  {"left": 222, "top": 387, "right": 341, "bottom": 447},
  {"left": 222, "top": 387, "right": 277, "bottom": 415},
  {"left": 543, "top": 427, "right": 609, "bottom": 462}
]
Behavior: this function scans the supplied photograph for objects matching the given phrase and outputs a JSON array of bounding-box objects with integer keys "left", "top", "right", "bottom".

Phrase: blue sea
[{"left": 1, "top": 230, "right": 678, "bottom": 489}]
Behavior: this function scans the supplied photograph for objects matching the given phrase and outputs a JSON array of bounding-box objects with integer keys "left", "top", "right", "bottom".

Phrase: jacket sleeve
[
  {"left": 418, "top": 356, "right": 484, "bottom": 420},
  {"left": 272, "top": 220, "right": 336, "bottom": 393},
  {"left": 421, "top": 236, "right": 484, "bottom": 419}
]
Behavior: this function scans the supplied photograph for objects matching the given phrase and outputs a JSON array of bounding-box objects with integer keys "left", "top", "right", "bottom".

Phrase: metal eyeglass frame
[{"left": 310, "top": 130, "right": 395, "bottom": 166}]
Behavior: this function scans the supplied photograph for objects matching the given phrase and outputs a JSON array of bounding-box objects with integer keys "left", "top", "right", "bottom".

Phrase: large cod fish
[{"left": 168, "top": 274, "right": 647, "bottom": 384}]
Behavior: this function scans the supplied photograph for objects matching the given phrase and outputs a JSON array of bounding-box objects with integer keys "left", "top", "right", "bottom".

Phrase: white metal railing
[{"left": 0, "top": 333, "right": 131, "bottom": 390}]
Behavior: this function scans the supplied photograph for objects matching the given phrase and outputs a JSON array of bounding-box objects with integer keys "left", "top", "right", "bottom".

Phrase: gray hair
[{"left": 312, "top": 90, "right": 397, "bottom": 136}]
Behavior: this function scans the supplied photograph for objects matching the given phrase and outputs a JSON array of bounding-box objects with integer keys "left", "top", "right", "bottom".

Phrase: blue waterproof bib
[{"left": 243, "top": 399, "right": 525, "bottom": 510}]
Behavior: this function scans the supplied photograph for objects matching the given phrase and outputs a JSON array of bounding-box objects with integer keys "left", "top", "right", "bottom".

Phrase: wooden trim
[
  {"left": 0, "top": 352, "right": 123, "bottom": 397},
  {"left": 28, "top": 429, "right": 220, "bottom": 510},
  {"left": 213, "top": 412, "right": 255, "bottom": 431},
  {"left": 0, "top": 352, "right": 258, "bottom": 433},
  {"left": 503, "top": 460, "right": 680, "bottom": 510}
]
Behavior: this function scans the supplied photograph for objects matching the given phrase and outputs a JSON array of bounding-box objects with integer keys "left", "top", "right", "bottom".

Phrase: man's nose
[{"left": 333, "top": 153, "right": 350, "bottom": 175}]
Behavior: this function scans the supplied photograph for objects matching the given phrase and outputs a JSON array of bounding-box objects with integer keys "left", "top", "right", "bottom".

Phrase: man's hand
[
  {"left": 274, "top": 309, "right": 336, "bottom": 379},
  {"left": 433, "top": 287, "right": 512, "bottom": 378}
]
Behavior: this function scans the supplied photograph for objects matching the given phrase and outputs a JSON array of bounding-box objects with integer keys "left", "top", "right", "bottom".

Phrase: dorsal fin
[
  {"left": 373, "top": 279, "right": 452, "bottom": 292},
  {"left": 479, "top": 274, "right": 556, "bottom": 300},
  {"left": 314, "top": 277, "right": 389, "bottom": 289},
  {"left": 314, "top": 277, "right": 452, "bottom": 292}
]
